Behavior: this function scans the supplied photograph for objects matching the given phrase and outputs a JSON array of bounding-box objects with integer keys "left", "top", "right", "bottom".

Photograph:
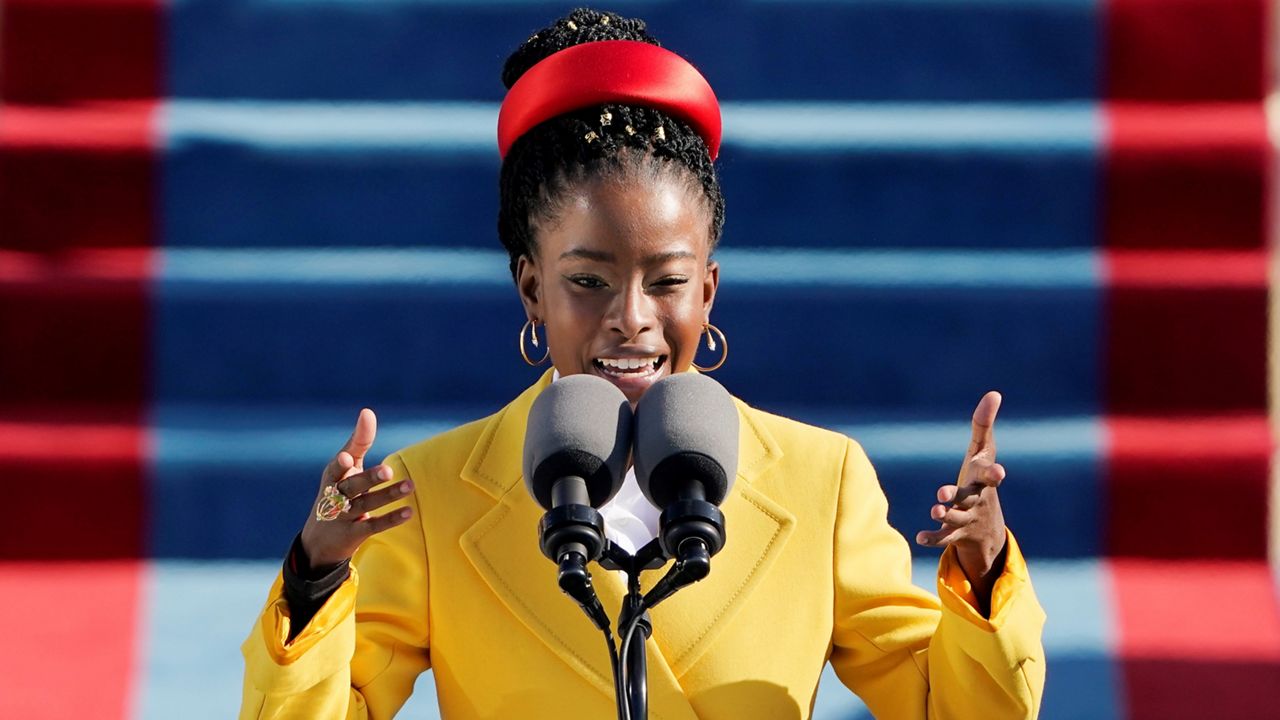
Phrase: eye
[
  {"left": 567, "top": 274, "right": 607, "bottom": 289},
  {"left": 652, "top": 275, "right": 689, "bottom": 289}
]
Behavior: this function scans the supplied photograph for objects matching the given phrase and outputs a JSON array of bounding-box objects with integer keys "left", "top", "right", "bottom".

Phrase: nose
[{"left": 607, "top": 280, "right": 656, "bottom": 341}]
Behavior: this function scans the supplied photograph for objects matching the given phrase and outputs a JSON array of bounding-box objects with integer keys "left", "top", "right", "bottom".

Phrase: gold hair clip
[
  {"left": 584, "top": 130, "right": 600, "bottom": 144},
  {"left": 601, "top": 16, "right": 610, "bottom": 25},
  {"left": 652, "top": 126, "right": 666, "bottom": 142},
  {"left": 567, "top": 20, "right": 578, "bottom": 30},
  {"left": 600, "top": 111, "right": 613, "bottom": 126},
  {"left": 625, "top": 124, "right": 636, "bottom": 136}
]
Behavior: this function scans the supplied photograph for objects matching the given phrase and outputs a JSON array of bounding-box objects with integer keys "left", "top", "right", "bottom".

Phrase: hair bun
[{"left": 501, "top": 7, "right": 661, "bottom": 90}]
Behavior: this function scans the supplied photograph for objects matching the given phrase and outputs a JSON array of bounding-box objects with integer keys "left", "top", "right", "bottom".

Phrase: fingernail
[
  {"left": 379, "top": 466, "right": 392, "bottom": 480},
  {"left": 398, "top": 481, "right": 411, "bottom": 493},
  {"left": 400, "top": 509, "right": 411, "bottom": 519}
]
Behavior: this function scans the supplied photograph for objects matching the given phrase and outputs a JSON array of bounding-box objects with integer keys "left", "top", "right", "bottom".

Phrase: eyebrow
[{"left": 558, "top": 247, "right": 698, "bottom": 264}]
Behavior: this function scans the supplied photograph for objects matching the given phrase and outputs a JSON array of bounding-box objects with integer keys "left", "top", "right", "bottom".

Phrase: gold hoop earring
[
  {"left": 519, "top": 319, "right": 551, "bottom": 366},
  {"left": 692, "top": 322, "right": 728, "bottom": 372}
]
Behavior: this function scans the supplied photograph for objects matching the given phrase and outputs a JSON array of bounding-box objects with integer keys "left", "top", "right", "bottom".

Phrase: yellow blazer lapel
[
  {"left": 641, "top": 398, "right": 796, "bottom": 677},
  {"left": 458, "top": 370, "right": 669, "bottom": 713},
  {"left": 458, "top": 370, "right": 795, "bottom": 716}
]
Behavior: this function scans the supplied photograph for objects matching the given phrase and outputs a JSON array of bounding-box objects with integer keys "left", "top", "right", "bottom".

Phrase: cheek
[
  {"left": 662, "top": 297, "right": 709, "bottom": 364},
  {"left": 542, "top": 289, "right": 605, "bottom": 368}
]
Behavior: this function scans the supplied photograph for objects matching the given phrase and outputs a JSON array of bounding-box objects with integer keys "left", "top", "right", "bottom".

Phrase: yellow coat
[{"left": 241, "top": 369, "right": 1046, "bottom": 719}]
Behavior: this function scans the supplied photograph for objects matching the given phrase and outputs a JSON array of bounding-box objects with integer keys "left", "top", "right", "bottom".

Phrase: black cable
[
  {"left": 617, "top": 621, "right": 636, "bottom": 720},
  {"left": 601, "top": 627, "right": 626, "bottom": 720},
  {"left": 594, "top": 537, "right": 710, "bottom": 720},
  {"left": 616, "top": 593, "right": 655, "bottom": 720},
  {"left": 619, "top": 615, "right": 644, "bottom": 720}
]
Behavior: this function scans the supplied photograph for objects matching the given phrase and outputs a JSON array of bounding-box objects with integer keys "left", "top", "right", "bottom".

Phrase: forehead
[{"left": 540, "top": 172, "right": 711, "bottom": 261}]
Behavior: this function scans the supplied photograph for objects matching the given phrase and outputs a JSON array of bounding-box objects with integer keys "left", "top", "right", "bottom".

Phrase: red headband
[{"left": 497, "top": 39, "right": 721, "bottom": 161}]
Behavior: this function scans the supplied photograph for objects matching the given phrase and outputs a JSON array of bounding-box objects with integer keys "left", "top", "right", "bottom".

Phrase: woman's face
[{"left": 516, "top": 170, "right": 719, "bottom": 405}]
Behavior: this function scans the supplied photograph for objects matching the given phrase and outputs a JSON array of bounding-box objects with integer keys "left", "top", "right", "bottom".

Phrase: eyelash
[
  {"left": 567, "top": 275, "right": 689, "bottom": 290},
  {"left": 568, "top": 275, "right": 606, "bottom": 289}
]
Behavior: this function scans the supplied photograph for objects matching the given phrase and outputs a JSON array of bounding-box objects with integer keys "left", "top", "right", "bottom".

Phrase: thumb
[
  {"left": 966, "top": 391, "right": 1001, "bottom": 459},
  {"left": 341, "top": 408, "right": 378, "bottom": 468}
]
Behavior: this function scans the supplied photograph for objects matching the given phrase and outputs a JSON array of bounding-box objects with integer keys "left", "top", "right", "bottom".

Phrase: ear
[
  {"left": 702, "top": 258, "right": 720, "bottom": 318},
  {"left": 515, "top": 254, "right": 542, "bottom": 321}
]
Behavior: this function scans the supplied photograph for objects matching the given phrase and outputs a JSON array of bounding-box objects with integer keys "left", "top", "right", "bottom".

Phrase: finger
[
  {"left": 966, "top": 391, "right": 1002, "bottom": 460},
  {"left": 930, "top": 504, "right": 975, "bottom": 528},
  {"left": 341, "top": 408, "right": 378, "bottom": 467},
  {"left": 336, "top": 463, "right": 396, "bottom": 497},
  {"left": 321, "top": 449, "right": 357, "bottom": 486},
  {"left": 916, "top": 526, "right": 961, "bottom": 547},
  {"left": 936, "top": 478, "right": 988, "bottom": 510},
  {"left": 948, "top": 483, "right": 983, "bottom": 510},
  {"left": 959, "top": 457, "right": 1007, "bottom": 490},
  {"left": 321, "top": 409, "right": 378, "bottom": 486},
  {"left": 346, "top": 479, "right": 414, "bottom": 517},
  {"left": 971, "top": 461, "right": 1006, "bottom": 488},
  {"left": 353, "top": 506, "right": 415, "bottom": 538}
]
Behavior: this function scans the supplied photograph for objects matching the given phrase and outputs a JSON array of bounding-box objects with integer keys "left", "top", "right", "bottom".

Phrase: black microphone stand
[
  {"left": 543, "top": 485, "right": 725, "bottom": 720},
  {"left": 599, "top": 540, "right": 664, "bottom": 720},
  {"left": 567, "top": 533, "right": 712, "bottom": 720}
]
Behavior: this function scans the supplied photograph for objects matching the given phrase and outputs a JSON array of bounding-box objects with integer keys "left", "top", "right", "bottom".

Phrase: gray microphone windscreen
[
  {"left": 523, "top": 374, "right": 633, "bottom": 509},
  {"left": 633, "top": 373, "right": 739, "bottom": 507}
]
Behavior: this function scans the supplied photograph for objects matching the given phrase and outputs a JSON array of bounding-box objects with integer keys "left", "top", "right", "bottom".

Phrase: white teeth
[{"left": 597, "top": 356, "right": 660, "bottom": 372}]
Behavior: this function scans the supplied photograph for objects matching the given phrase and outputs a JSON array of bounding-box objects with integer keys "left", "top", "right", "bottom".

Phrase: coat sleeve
[
  {"left": 239, "top": 452, "right": 431, "bottom": 720},
  {"left": 828, "top": 439, "right": 1046, "bottom": 719}
]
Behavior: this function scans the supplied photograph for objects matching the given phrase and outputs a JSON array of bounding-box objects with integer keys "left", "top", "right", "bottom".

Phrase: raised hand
[
  {"left": 299, "top": 408, "right": 415, "bottom": 569},
  {"left": 915, "top": 391, "right": 1009, "bottom": 612}
]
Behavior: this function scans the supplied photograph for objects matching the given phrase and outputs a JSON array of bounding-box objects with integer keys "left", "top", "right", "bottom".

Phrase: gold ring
[{"left": 315, "top": 484, "right": 352, "bottom": 522}]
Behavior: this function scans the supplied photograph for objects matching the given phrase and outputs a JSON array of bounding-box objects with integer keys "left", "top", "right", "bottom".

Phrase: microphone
[
  {"left": 523, "top": 373, "right": 633, "bottom": 630},
  {"left": 633, "top": 373, "right": 738, "bottom": 606}
]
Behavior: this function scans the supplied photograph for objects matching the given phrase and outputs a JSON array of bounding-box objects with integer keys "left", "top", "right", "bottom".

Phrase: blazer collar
[{"left": 458, "top": 369, "right": 796, "bottom": 718}]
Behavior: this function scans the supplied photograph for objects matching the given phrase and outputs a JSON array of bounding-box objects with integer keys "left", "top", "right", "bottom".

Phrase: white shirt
[{"left": 550, "top": 369, "right": 661, "bottom": 555}]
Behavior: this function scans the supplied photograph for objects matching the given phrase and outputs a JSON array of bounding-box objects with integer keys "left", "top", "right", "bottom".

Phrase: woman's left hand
[{"left": 915, "top": 391, "right": 1009, "bottom": 615}]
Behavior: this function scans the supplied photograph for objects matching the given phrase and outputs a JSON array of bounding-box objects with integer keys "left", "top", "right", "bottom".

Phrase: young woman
[{"left": 240, "top": 8, "right": 1045, "bottom": 719}]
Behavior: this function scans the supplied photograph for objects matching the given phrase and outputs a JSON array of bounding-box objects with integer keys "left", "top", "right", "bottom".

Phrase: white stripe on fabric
[
  {"left": 152, "top": 405, "right": 1099, "bottom": 466},
  {"left": 158, "top": 248, "right": 1099, "bottom": 289},
  {"left": 161, "top": 100, "right": 1100, "bottom": 154}
]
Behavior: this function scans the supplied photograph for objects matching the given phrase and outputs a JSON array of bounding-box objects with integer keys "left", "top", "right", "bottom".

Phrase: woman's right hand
[{"left": 299, "top": 408, "right": 415, "bottom": 569}]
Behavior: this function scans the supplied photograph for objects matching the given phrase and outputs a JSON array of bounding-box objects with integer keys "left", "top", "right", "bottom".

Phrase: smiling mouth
[{"left": 592, "top": 355, "right": 667, "bottom": 378}]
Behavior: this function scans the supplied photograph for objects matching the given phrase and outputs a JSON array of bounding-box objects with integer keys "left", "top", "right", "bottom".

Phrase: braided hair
[{"left": 497, "top": 7, "right": 726, "bottom": 280}]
